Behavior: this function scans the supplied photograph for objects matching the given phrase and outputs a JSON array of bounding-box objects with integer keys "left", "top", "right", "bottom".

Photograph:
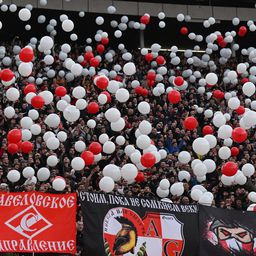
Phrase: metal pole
[{"left": 140, "top": 30, "right": 145, "bottom": 49}]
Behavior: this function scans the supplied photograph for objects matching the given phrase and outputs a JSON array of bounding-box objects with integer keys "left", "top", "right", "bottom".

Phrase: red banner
[{"left": 0, "top": 192, "right": 76, "bottom": 254}]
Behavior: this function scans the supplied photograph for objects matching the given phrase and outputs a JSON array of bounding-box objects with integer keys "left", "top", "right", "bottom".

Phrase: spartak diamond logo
[{"left": 5, "top": 205, "right": 52, "bottom": 239}]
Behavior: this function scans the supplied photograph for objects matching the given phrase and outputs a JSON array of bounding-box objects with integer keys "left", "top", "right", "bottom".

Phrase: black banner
[
  {"left": 79, "top": 192, "right": 199, "bottom": 256},
  {"left": 199, "top": 205, "right": 256, "bottom": 256}
]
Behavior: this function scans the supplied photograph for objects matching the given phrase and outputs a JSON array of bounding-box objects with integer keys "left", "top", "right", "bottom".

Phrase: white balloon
[
  {"left": 28, "top": 109, "right": 39, "bottom": 120},
  {"left": 39, "top": 36, "right": 54, "bottom": 51},
  {"left": 4, "top": 106, "right": 15, "bottom": 118},
  {"left": 103, "top": 141, "right": 115, "bottom": 154},
  {"left": 6, "top": 88, "right": 20, "bottom": 101},
  {"left": 203, "top": 159, "right": 216, "bottom": 173},
  {"left": 248, "top": 192, "right": 256, "bottom": 203},
  {"left": 178, "top": 151, "right": 191, "bottom": 164},
  {"left": 87, "top": 119, "right": 96, "bottom": 128},
  {"left": 221, "top": 175, "right": 235, "bottom": 186},
  {"left": 18, "top": 62, "right": 32, "bottom": 77},
  {"left": 191, "top": 189, "right": 203, "bottom": 201},
  {"left": 22, "top": 167, "right": 35, "bottom": 178},
  {"left": 228, "top": 97, "right": 240, "bottom": 110},
  {"left": 105, "top": 108, "right": 121, "bottom": 122},
  {"left": 139, "top": 120, "right": 152, "bottom": 135},
  {"left": 71, "top": 157, "right": 85, "bottom": 171},
  {"left": 43, "top": 131, "right": 55, "bottom": 142},
  {"left": 199, "top": 194, "right": 212, "bottom": 206},
  {"left": 62, "top": 19, "right": 74, "bottom": 32},
  {"left": 99, "top": 176, "right": 114, "bottom": 193},
  {"left": 45, "top": 113, "right": 60, "bottom": 128},
  {"left": 99, "top": 134, "right": 109, "bottom": 144},
  {"left": 57, "top": 131, "right": 67, "bottom": 142},
  {"left": 111, "top": 118, "right": 125, "bottom": 131},
  {"left": 123, "top": 62, "right": 136, "bottom": 76},
  {"left": 103, "top": 164, "right": 121, "bottom": 181},
  {"left": 159, "top": 149, "right": 167, "bottom": 159},
  {"left": 52, "top": 177, "right": 66, "bottom": 191},
  {"left": 37, "top": 167, "right": 50, "bottom": 181},
  {"left": 46, "top": 137, "right": 60, "bottom": 150},
  {"left": 121, "top": 164, "right": 138, "bottom": 181},
  {"left": 75, "top": 141, "right": 86, "bottom": 152},
  {"left": 76, "top": 99, "right": 87, "bottom": 110},
  {"left": 130, "top": 151, "right": 141, "bottom": 164},
  {"left": 20, "top": 116, "right": 33, "bottom": 129},
  {"left": 63, "top": 105, "right": 80, "bottom": 122},
  {"left": 138, "top": 101, "right": 150, "bottom": 115},
  {"left": 242, "top": 163, "right": 255, "bottom": 177},
  {"left": 116, "top": 136, "right": 126, "bottom": 145},
  {"left": 47, "top": 155, "right": 58, "bottom": 167},
  {"left": 218, "top": 146, "right": 231, "bottom": 160},
  {"left": 218, "top": 125, "right": 233, "bottom": 139},
  {"left": 234, "top": 171, "right": 247, "bottom": 185},
  {"left": 192, "top": 138, "right": 210, "bottom": 155},
  {"left": 170, "top": 182, "right": 184, "bottom": 196},
  {"left": 159, "top": 179, "right": 170, "bottom": 190},
  {"left": 136, "top": 135, "right": 151, "bottom": 150},
  {"left": 18, "top": 8, "right": 31, "bottom": 21},
  {"left": 7, "top": 170, "right": 20, "bottom": 183},
  {"left": 213, "top": 113, "right": 226, "bottom": 127},
  {"left": 243, "top": 82, "right": 255, "bottom": 97},
  {"left": 39, "top": 91, "right": 53, "bottom": 105},
  {"left": 72, "top": 86, "right": 85, "bottom": 99},
  {"left": 193, "top": 163, "right": 207, "bottom": 177},
  {"left": 156, "top": 187, "right": 169, "bottom": 198},
  {"left": 204, "top": 134, "right": 217, "bottom": 149},
  {"left": 124, "top": 145, "right": 136, "bottom": 156},
  {"left": 205, "top": 73, "right": 218, "bottom": 85},
  {"left": 115, "top": 88, "right": 129, "bottom": 103},
  {"left": 178, "top": 170, "right": 191, "bottom": 182},
  {"left": 22, "top": 129, "right": 32, "bottom": 141}
]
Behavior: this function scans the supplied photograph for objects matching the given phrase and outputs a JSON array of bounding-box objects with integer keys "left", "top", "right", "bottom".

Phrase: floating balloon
[{"left": 221, "top": 162, "right": 238, "bottom": 177}]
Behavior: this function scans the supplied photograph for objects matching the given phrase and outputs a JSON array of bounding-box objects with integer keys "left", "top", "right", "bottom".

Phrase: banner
[
  {"left": 79, "top": 192, "right": 199, "bottom": 256},
  {"left": 199, "top": 205, "right": 256, "bottom": 256},
  {"left": 0, "top": 192, "right": 77, "bottom": 254}
]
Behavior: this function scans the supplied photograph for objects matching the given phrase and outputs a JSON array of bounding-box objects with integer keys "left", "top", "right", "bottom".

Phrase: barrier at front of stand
[
  {"left": 0, "top": 192, "right": 77, "bottom": 254},
  {"left": 79, "top": 192, "right": 256, "bottom": 256}
]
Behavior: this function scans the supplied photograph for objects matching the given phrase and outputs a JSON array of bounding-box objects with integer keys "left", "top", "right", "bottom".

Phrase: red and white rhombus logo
[{"left": 5, "top": 205, "right": 52, "bottom": 239}]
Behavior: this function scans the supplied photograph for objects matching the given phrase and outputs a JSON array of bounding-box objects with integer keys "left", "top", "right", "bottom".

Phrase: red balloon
[
  {"left": 84, "top": 51, "right": 94, "bottom": 61},
  {"left": 203, "top": 125, "right": 214, "bottom": 135},
  {"left": 21, "top": 141, "right": 34, "bottom": 154},
  {"left": 231, "top": 147, "right": 239, "bottom": 156},
  {"left": 90, "top": 57, "right": 100, "bottom": 67},
  {"left": 135, "top": 86, "right": 143, "bottom": 95},
  {"left": 213, "top": 90, "right": 224, "bottom": 99},
  {"left": 96, "top": 76, "right": 108, "bottom": 90},
  {"left": 180, "top": 26, "right": 188, "bottom": 35},
  {"left": 147, "top": 72, "right": 156, "bottom": 81},
  {"left": 55, "top": 86, "right": 67, "bottom": 97},
  {"left": 140, "top": 15, "right": 150, "bottom": 25},
  {"left": 147, "top": 79, "right": 155, "bottom": 87},
  {"left": 216, "top": 35, "right": 223, "bottom": 43},
  {"left": 101, "top": 91, "right": 111, "bottom": 103},
  {"left": 174, "top": 76, "right": 184, "bottom": 86},
  {"left": 145, "top": 53, "right": 154, "bottom": 63},
  {"left": 19, "top": 47, "right": 34, "bottom": 62},
  {"left": 183, "top": 116, "right": 198, "bottom": 130},
  {"left": 81, "top": 151, "right": 94, "bottom": 165},
  {"left": 7, "top": 143, "right": 19, "bottom": 155},
  {"left": 141, "top": 88, "right": 148, "bottom": 97},
  {"left": 7, "top": 129, "right": 22, "bottom": 144},
  {"left": 88, "top": 142, "right": 102, "bottom": 155},
  {"left": 24, "top": 83, "right": 36, "bottom": 95},
  {"left": 1, "top": 69, "right": 14, "bottom": 81},
  {"left": 141, "top": 153, "right": 156, "bottom": 168},
  {"left": 241, "top": 78, "right": 249, "bottom": 84},
  {"left": 236, "top": 106, "right": 245, "bottom": 115},
  {"left": 87, "top": 102, "right": 99, "bottom": 114},
  {"left": 219, "top": 40, "right": 227, "bottom": 48},
  {"left": 135, "top": 172, "right": 145, "bottom": 183},
  {"left": 238, "top": 26, "right": 247, "bottom": 37},
  {"left": 232, "top": 127, "right": 247, "bottom": 143},
  {"left": 156, "top": 56, "right": 165, "bottom": 65},
  {"left": 101, "top": 37, "right": 109, "bottom": 45},
  {"left": 221, "top": 162, "right": 238, "bottom": 177},
  {"left": 31, "top": 95, "right": 45, "bottom": 109},
  {"left": 96, "top": 44, "right": 105, "bottom": 54},
  {"left": 168, "top": 90, "right": 181, "bottom": 104}
]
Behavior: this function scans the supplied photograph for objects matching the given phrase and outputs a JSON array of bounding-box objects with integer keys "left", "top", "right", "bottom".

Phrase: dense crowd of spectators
[{"left": 0, "top": 36, "right": 256, "bottom": 255}]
